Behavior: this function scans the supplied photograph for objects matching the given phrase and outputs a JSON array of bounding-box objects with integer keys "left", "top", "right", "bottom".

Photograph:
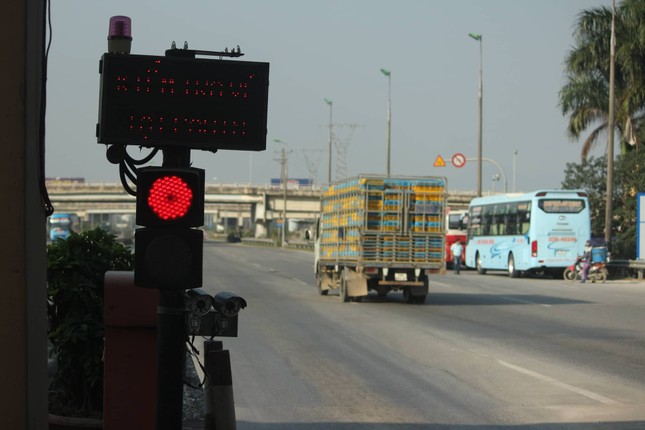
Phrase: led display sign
[{"left": 97, "top": 53, "right": 269, "bottom": 151}]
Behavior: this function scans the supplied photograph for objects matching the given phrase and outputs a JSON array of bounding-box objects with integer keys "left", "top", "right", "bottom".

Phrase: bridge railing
[{"left": 241, "top": 238, "right": 314, "bottom": 250}]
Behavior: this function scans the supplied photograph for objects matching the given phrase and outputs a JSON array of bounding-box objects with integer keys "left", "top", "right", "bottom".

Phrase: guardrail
[
  {"left": 240, "top": 238, "right": 276, "bottom": 247},
  {"left": 608, "top": 259, "right": 645, "bottom": 280}
]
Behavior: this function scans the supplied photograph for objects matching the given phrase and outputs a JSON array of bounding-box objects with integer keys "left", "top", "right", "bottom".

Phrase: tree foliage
[
  {"left": 561, "top": 155, "right": 607, "bottom": 238},
  {"left": 47, "top": 227, "right": 134, "bottom": 417},
  {"left": 562, "top": 151, "right": 645, "bottom": 259},
  {"left": 559, "top": 0, "right": 645, "bottom": 159},
  {"left": 612, "top": 149, "right": 645, "bottom": 258}
]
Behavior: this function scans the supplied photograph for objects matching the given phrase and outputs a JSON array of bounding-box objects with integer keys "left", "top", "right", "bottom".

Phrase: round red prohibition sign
[{"left": 452, "top": 153, "right": 466, "bottom": 168}]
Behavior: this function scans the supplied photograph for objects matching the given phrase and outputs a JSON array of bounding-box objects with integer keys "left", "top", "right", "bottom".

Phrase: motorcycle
[{"left": 563, "top": 256, "right": 608, "bottom": 283}]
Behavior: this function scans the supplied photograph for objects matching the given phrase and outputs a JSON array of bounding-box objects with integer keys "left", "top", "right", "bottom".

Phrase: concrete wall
[{"left": 0, "top": 0, "right": 48, "bottom": 427}]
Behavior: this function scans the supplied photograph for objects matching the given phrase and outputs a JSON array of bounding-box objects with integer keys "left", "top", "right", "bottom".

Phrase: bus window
[
  {"left": 506, "top": 203, "right": 517, "bottom": 235},
  {"left": 518, "top": 202, "right": 531, "bottom": 234},
  {"left": 495, "top": 204, "right": 507, "bottom": 236},
  {"left": 481, "top": 205, "right": 492, "bottom": 236},
  {"left": 468, "top": 206, "right": 482, "bottom": 237}
]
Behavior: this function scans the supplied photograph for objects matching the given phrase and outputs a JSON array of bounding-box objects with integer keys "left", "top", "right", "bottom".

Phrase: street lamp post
[
  {"left": 469, "top": 33, "right": 483, "bottom": 197},
  {"left": 324, "top": 99, "right": 333, "bottom": 183},
  {"left": 512, "top": 150, "right": 518, "bottom": 193},
  {"left": 273, "top": 139, "right": 290, "bottom": 247},
  {"left": 466, "top": 157, "right": 507, "bottom": 193},
  {"left": 380, "top": 68, "right": 392, "bottom": 177},
  {"left": 492, "top": 173, "right": 500, "bottom": 193}
]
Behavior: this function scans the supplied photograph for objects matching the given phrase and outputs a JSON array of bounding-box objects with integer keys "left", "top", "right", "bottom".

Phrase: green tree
[
  {"left": 561, "top": 155, "right": 607, "bottom": 237},
  {"left": 559, "top": 0, "right": 645, "bottom": 159},
  {"left": 562, "top": 152, "right": 645, "bottom": 259},
  {"left": 613, "top": 150, "right": 645, "bottom": 258}
]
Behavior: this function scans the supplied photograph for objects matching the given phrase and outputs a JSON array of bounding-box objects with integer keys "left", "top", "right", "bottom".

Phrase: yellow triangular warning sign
[{"left": 433, "top": 155, "right": 446, "bottom": 167}]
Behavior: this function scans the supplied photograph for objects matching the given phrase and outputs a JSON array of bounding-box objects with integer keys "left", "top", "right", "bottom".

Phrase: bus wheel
[
  {"left": 476, "top": 253, "right": 487, "bottom": 275},
  {"left": 508, "top": 254, "right": 520, "bottom": 278}
]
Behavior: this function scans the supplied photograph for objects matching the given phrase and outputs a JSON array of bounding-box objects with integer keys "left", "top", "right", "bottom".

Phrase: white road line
[{"left": 497, "top": 359, "right": 619, "bottom": 405}]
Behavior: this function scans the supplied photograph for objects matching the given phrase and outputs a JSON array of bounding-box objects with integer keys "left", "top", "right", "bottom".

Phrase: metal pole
[
  {"left": 154, "top": 148, "right": 191, "bottom": 430},
  {"left": 325, "top": 99, "right": 333, "bottom": 183},
  {"left": 477, "top": 37, "right": 483, "bottom": 197},
  {"left": 386, "top": 73, "right": 392, "bottom": 177},
  {"left": 282, "top": 148, "right": 287, "bottom": 247},
  {"left": 512, "top": 150, "right": 517, "bottom": 193},
  {"left": 155, "top": 291, "right": 186, "bottom": 430},
  {"left": 605, "top": 0, "right": 616, "bottom": 247},
  {"left": 466, "top": 156, "right": 506, "bottom": 193},
  {"left": 379, "top": 69, "right": 392, "bottom": 176}
]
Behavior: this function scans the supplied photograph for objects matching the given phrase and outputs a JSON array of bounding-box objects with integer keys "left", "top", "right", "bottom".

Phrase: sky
[{"left": 46, "top": 0, "right": 612, "bottom": 193}]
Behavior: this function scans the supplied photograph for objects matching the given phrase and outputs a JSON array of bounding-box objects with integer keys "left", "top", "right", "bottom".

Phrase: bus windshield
[{"left": 538, "top": 199, "right": 585, "bottom": 214}]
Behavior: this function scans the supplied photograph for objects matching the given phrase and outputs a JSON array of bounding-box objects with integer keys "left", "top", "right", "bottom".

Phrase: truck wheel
[
  {"left": 403, "top": 288, "right": 413, "bottom": 303},
  {"left": 412, "top": 294, "right": 426, "bottom": 304},
  {"left": 476, "top": 252, "right": 487, "bottom": 275},
  {"left": 403, "top": 288, "right": 425, "bottom": 304},
  {"left": 339, "top": 269, "right": 350, "bottom": 302}
]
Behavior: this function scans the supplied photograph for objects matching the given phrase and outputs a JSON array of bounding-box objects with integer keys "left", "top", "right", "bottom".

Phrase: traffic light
[{"left": 134, "top": 167, "right": 205, "bottom": 290}]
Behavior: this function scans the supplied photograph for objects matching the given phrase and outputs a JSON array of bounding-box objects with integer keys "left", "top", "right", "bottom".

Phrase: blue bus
[
  {"left": 464, "top": 190, "right": 591, "bottom": 277},
  {"left": 48, "top": 213, "right": 75, "bottom": 241}
]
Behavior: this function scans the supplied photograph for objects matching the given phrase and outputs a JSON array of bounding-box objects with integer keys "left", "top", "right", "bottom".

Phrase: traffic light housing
[{"left": 135, "top": 167, "right": 205, "bottom": 290}]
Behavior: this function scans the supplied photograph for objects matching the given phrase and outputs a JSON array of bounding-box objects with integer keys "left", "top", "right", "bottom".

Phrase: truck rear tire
[
  {"left": 403, "top": 288, "right": 426, "bottom": 304},
  {"left": 339, "top": 268, "right": 350, "bottom": 302}
]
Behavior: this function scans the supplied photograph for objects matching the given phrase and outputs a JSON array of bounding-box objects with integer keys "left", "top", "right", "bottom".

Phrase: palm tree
[{"left": 559, "top": 0, "right": 645, "bottom": 160}]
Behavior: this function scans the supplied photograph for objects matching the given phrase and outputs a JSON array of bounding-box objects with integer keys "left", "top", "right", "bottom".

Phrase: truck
[{"left": 310, "top": 175, "right": 447, "bottom": 304}]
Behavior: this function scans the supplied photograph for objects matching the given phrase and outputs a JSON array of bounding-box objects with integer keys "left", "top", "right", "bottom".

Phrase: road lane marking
[{"left": 497, "top": 359, "right": 619, "bottom": 405}]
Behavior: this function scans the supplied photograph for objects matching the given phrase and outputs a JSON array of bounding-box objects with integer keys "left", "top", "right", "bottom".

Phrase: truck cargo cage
[{"left": 320, "top": 175, "right": 446, "bottom": 267}]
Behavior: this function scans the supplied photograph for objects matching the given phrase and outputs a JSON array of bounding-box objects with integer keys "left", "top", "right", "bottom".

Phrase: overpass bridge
[{"left": 46, "top": 181, "right": 477, "bottom": 237}]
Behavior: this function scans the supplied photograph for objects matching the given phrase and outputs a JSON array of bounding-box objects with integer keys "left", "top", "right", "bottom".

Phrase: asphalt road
[{"left": 192, "top": 241, "right": 645, "bottom": 430}]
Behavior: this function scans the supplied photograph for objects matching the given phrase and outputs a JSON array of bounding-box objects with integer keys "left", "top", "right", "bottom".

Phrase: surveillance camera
[
  {"left": 185, "top": 288, "right": 213, "bottom": 316},
  {"left": 213, "top": 291, "right": 247, "bottom": 318}
]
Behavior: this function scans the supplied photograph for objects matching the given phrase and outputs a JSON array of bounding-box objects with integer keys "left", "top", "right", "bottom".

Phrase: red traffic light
[
  {"left": 148, "top": 175, "right": 194, "bottom": 221},
  {"left": 136, "top": 167, "right": 204, "bottom": 228}
]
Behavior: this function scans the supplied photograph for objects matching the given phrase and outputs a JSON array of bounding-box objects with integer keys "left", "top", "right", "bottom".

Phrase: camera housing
[
  {"left": 184, "top": 288, "right": 213, "bottom": 316},
  {"left": 213, "top": 291, "right": 248, "bottom": 318}
]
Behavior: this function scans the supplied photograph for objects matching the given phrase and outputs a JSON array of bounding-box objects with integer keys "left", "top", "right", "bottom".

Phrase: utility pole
[
  {"left": 605, "top": 0, "right": 616, "bottom": 247},
  {"left": 469, "top": 33, "right": 483, "bottom": 197}
]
